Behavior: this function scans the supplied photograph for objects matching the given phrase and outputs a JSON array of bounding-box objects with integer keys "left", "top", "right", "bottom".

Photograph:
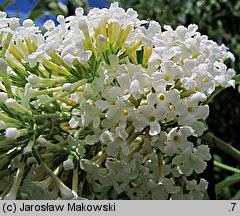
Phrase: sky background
[{"left": 0, "top": 0, "right": 109, "bottom": 25}]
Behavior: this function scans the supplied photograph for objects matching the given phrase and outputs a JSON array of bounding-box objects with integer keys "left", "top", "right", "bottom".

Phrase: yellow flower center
[
  {"left": 187, "top": 107, "right": 193, "bottom": 112},
  {"left": 121, "top": 109, "right": 128, "bottom": 116},
  {"left": 149, "top": 115, "right": 156, "bottom": 122},
  {"left": 158, "top": 94, "right": 166, "bottom": 101},
  {"left": 173, "top": 135, "right": 179, "bottom": 142}
]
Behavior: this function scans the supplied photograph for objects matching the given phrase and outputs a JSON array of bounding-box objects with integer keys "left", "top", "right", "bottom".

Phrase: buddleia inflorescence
[{"left": 0, "top": 3, "right": 235, "bottom": 199}]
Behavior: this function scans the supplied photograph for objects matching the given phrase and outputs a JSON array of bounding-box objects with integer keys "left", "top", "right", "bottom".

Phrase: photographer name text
[{"left": 2, "top": 202, "right": 116, "bottom": 213}]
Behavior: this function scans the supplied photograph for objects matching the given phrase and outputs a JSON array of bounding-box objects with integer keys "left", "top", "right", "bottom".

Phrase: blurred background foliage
[{"left": 0, "top": 0, "right": 240, "bottom": 199}]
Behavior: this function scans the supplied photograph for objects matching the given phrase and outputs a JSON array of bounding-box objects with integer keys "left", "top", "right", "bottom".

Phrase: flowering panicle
[{"left": 0, "top": 3, "right": 236, "bottom": 200}]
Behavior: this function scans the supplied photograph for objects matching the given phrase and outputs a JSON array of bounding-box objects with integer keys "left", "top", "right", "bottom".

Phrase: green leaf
[
  {"left": 28, "top": 9, "right": 45, "bottom": 21},
  {"left": 0, "top": 0, "right": 15, "bottom": 10},
  {"left": 215, "top": 173, "right": 240, "bottom": 194}
]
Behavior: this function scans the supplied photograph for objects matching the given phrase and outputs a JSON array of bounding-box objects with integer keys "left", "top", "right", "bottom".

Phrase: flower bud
[
  {"left": 5, "top": 127, "right": 20, "bottom": 140},
  {"left": 0, "top": 92, "right": 8, "bottom": 103},
  {"left": 27, "top": 74, "right": 41, "bottom": 86},
  {"left": 5, "top": 98, "right": 31, "bottom": 115},
  {"left": 63, "top": 83, "right": 72, "bottom": 92},
  {"left": 36, "top": 137, "right": 47, "bottom": 147},
  {"left": 63, "top": 157, "right": 74, "bottom": 170},
  {"left": 99, "top": 131, "right": 115, "bottom": 144},
  {"left": 23, "top": 146, "right": 32, "bottom": 154}
]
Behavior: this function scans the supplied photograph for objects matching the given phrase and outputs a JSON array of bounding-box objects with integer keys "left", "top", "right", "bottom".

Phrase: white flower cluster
[{"left": 0, "top": 3, "right": 235, "bottom": 199}]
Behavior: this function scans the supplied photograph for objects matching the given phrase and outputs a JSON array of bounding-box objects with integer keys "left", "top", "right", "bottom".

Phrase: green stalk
[
  {"left": 207, "top": 86, "right": 225, "bottom": 104},
  {"left": 214, "top": 161, "right": 240, "bottom": 174},
  {"left": 32, "top": 148, "right": 74, "bottom": 199},
  {"left": 0, "top": 33, "right": 12, "bottom": 57},
  {"left": 72, "top": 163, "right": 79, "bottom": 197},
  {"left": 3, "top": 161, "right": 25, "bottom": 200}
]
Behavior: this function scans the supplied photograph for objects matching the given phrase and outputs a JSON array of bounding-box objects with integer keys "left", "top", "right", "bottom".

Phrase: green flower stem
[
  {"left": 202, "top": 133, "right": 240, "bottom": 162},
  {"left": 37, "top": 78, "right": 64, "bottom": 87},
  {"left": 90, "top": 149, "right": 106, "bottom": 162},
  {"left": 24, "top": 38, "right": 35, "bottom": 53},
  {"left": 0, "top": 181, "right": 13, "bottom": 200},
  {"left": 72, "top": 164, "right": 79, "bottom": 197},
  {"left": 17, "top": 38, "right": 29, "bottom": 56},
  {"left": 127, "top": 128, "right": 144, "bottom": 145},
  {"left": 42, "top": 58, "right": 72, "bottom": 76},
  {"left": 0, "top": 156, "right": 10, "bottom": 169},
  {"left": 27, "top": 153, "right": 55, "bottom": 165},
  {"left": 42, "top": 92, "right": 71, "bottom": 106},
  {"left": 5, "top": 57, "right": 26, "bottom": 75},
  {"left": 3, "top": 161, "right": 25, "bottom": 200},
  {"left": 0, "top": 33, "right": 12, "bottom": 57},
  {"left": 32, "top": 148, "right": 74, "bottom": 199},
  {"left": 214, "top": 160, "right": 240, "bottom": 174},
  {"left": 94, "top": 152, "right": 108, "bottom": 166},
  {"left": 180, "top": 89, "right": 195, "bottom": 98},
  {"left": 34, "top": 113, "right": 70, "bottom": 122},
  {"left": 0, "top": 122, "right": 22, "bottom": 129},
  {"left": 34, "top": 86, "right": 63, "bottom": 96},
  {"left": 0, "top": 64, "right": 13, "bottom": 98},
  {"left": 215, "top": 173, "right": 240, "bottom": 194},
  {"left": 8, "top": 43, "right": 24, "bottom": 61},
  {"left": 49, "top": 51, "right": 72, "bottom": 71},
  {"left": 44, "top": 141, "right": 65, "bottom": 152},
  {"left": 119, "top": 41, "right": 142, "bottom": 59},
  {"left": 71, "top": 79, "right": 88, "bottom": 89},
  {"left": 0, "top": 114, "right": 20, "bottom": 123},
  {"left": 23, "top": 134, "right": 36, "bottom": 154}
]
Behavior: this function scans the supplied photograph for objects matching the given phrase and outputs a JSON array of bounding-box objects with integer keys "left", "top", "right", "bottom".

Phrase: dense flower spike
[{"left": 0, "top": 3, "right": 236, "bottom": 200}]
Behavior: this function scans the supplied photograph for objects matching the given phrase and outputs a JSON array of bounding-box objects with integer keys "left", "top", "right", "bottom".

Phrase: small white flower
[
  {"left": 172, "top": 145, "right": 211, "bottom": 176},
  {"left": 164, "top": 126, "right": 196, "bottom": 156},
  {"left": 133, "top": 105, "right": 165, "bottom": 136}
]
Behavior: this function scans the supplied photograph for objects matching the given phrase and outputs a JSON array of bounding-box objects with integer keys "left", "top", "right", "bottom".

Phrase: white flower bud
[
  {"left": 0, "top": 92, "right": 8, "bottom": 103},
  {"left": 36, "top": 137, "right": 47, "bottom": 146},
  {"left": 75, "top": 7, "right": 84, "bottom": 17},
  {"left": 99, "top": 131, "right": 115, "bottom": 144},
  {"left": 5, "top": 98, "right": 31, "bottom": 115},
  {"left": 23, "top": 146, "right": 32, "bottom": 154},
  {"left": 23, "top": 19, "right": 34, "bottom": 27},
  {"left": 63, "top": 158, "right": 74, "bottom": 170},
  {"left": 59, "top": 185, "right": 74, "bottom": 200},
  {"left": 5, "top": 98, "right": 18, "bottom": 108},
  {"left": 0, "top": 11, "right": 7, "bottom": 18},
  {"left": 27, "top": 74, "right": 41, "bottom": 85},
  {"left": 97, "top": 34, "right": 105, "bottom": 44},
  {"left": 9, "top": 18, "right": 20, "bottom": 30},
  {"left": 5, "top": 128, "right": 19, "bottom": 140},
  {"left": 57, "top": 15, "right": 65, "bottom": 24},
  {"left": 63, "top": 83, "right": 72, "bottom": 92},
  {"left": 43, "top": 20, "right": 55, "bottom": 31},
  {"left": 69, "top": 116, "right": 80, "bottom": 128}
]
